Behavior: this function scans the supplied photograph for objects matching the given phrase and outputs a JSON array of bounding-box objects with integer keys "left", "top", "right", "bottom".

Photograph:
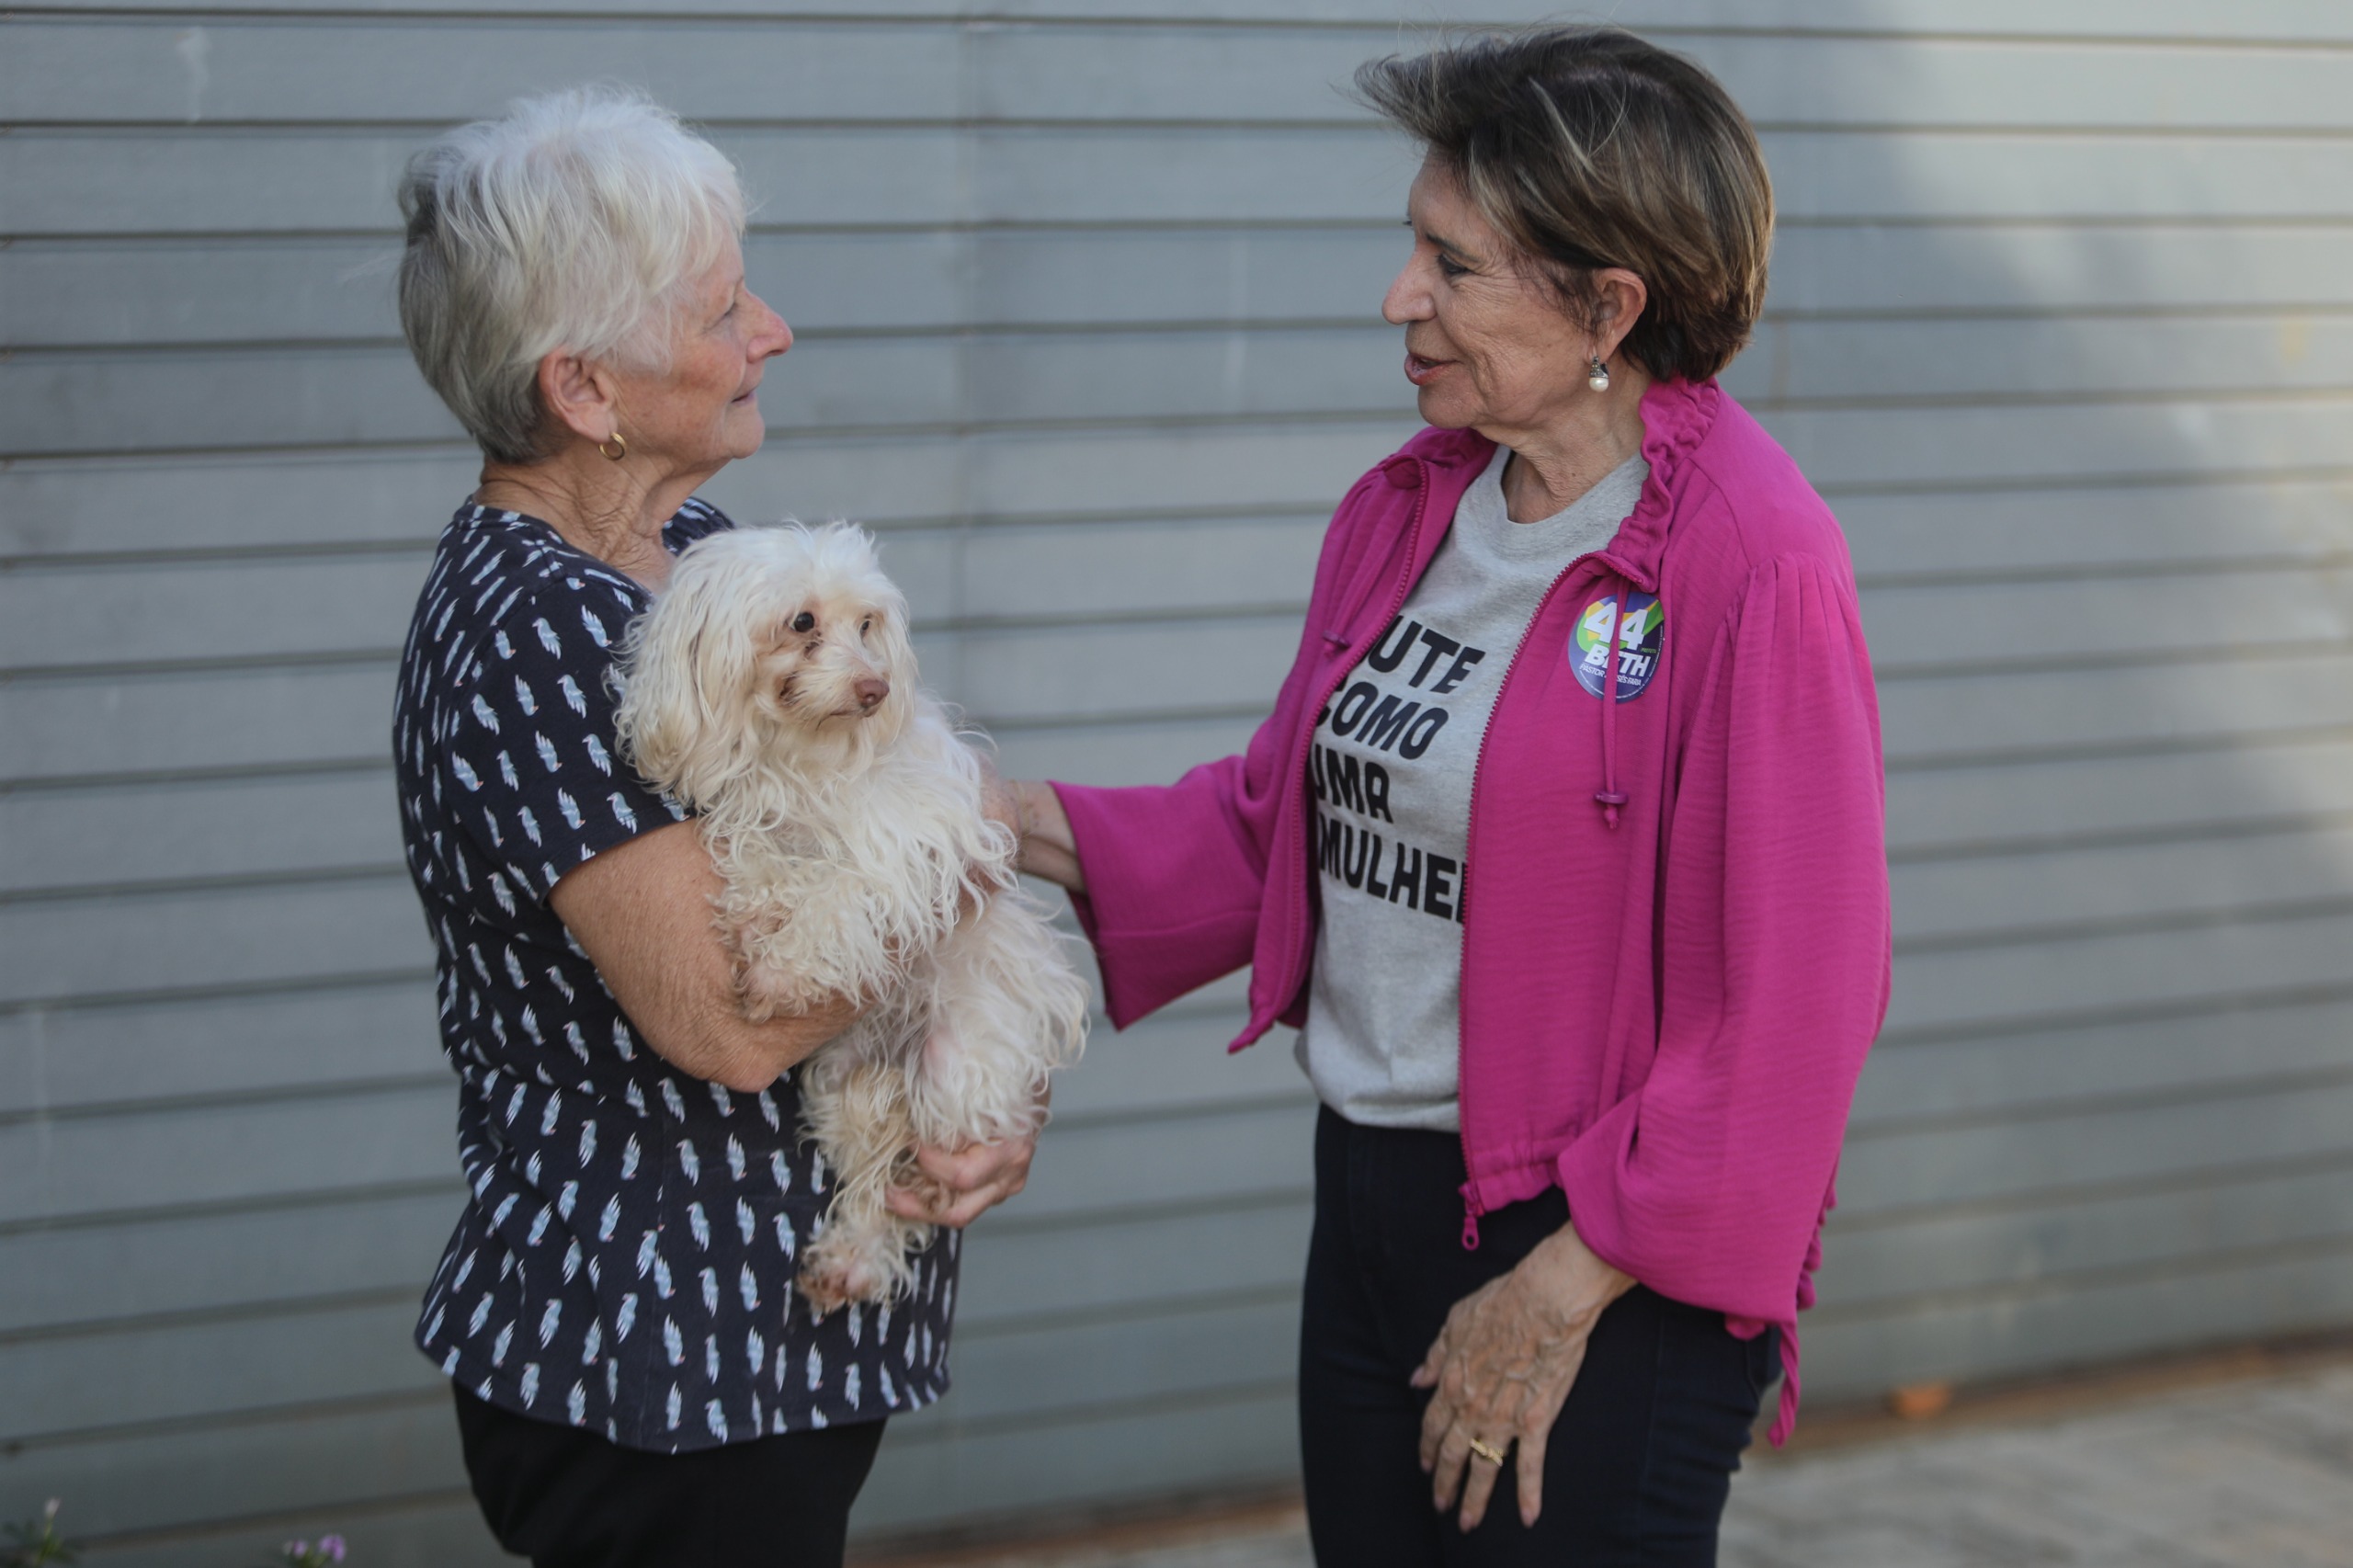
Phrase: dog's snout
[{"left": 853, "top": 677, "right": 890, "bottom": 711}]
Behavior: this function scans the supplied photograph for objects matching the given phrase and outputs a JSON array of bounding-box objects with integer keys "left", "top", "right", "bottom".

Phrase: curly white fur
[{"left": 614, "top": 522, "right": 1089, "bottom": 1312}]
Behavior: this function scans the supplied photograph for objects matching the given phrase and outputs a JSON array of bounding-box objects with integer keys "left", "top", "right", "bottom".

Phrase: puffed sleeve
[
  {"left": 443, "top": 584, "right": 688, "bottom": 905},
  {"left": 1554, "top": 552, "right": 1891, "bottom": 1428},
  {"left": 1048, "top": 470, "right": 1394, "bottom": 1028}
]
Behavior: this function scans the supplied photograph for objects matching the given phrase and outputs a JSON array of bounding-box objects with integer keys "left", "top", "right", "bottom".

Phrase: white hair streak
[{"left": 397, "top": 83, "right": 747, "bottom": 463}]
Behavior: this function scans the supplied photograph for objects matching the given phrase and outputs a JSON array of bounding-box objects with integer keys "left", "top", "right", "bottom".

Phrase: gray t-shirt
[{"left": 1297, "top": 445, "right": 1649, "bottom": 1131}]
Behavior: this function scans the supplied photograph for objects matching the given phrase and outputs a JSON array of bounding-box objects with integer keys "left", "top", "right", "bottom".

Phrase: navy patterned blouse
[{"left": 393, "top": 499, "right": 957, "bottom": 1451}]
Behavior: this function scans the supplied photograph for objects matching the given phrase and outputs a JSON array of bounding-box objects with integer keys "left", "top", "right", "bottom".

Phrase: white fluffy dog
[{"left": 614, "top": 522, "right": 1089, "bottom": 1312}]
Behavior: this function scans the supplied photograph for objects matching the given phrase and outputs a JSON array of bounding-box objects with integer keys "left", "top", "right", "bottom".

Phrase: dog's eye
[
  {"left": 791, "top": 612, "right": 815, "bottom": 633},
  {"left": 860, "top": 616, "right": 873, "bottom": 635}
]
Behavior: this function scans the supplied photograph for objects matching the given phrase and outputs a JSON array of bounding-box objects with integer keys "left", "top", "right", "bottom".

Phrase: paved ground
[
  {"left": 1720, "top": 1363, "right": 2353, "bottom": 1568},
  {"left": 872, "top": 1356, "right": 2353, "bottom": 1568}
]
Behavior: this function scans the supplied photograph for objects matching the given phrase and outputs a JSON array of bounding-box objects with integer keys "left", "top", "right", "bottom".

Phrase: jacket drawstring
[
  {"left": 1769, "top": 1320, "right": 1804, "bottom": 1447},
  {"left": 1595, "top": 574, "right": 1630, "bottom": 829}
]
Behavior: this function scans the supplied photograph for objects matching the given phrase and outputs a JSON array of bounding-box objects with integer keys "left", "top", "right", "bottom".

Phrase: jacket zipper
[
  {"left": 1455, "top": 547, "right": 1617, "bottom": 1250},
  {"left": 1278, "top": 464, "right": 1434, "bottom": 1035}
]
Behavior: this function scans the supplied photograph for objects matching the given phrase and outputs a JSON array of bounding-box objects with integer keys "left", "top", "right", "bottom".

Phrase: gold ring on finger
[{"left": 1466, "top": 1437, "right": 1506, "bottom": 1466}]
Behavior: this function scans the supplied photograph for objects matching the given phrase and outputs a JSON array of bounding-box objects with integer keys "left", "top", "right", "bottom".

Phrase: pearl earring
[{"left": 1587, "top": 355, "right": 1611, "bottom": 392}]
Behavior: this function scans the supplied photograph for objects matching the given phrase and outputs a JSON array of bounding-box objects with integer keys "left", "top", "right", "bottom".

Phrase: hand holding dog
[
  {"left": 884, "top": 1134, "right": 1038, "bottom": 1230},
  {"left": 1413, "top": 1223, "right": 1635, "bottom": 1531}
]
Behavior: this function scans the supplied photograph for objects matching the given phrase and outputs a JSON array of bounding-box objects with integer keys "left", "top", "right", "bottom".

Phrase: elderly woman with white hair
[{"left": 391, "top": 88, "right": 1033, "bottom": 1567}]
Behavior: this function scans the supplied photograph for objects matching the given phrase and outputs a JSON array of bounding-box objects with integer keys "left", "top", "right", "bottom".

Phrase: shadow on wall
[{"left": 1693, "top": 0, "right": 2353, "bottom": 1402}]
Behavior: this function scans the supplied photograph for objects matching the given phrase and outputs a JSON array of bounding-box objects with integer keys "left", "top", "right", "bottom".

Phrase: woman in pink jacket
[{"left": 1011, "top": 28, "right": 1891, "bottom": 1565}]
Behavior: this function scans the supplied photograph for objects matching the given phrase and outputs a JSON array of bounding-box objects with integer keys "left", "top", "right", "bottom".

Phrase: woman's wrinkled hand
[
  {"left": 883, "top": 1131, "right": 1039, "bottom": 1230},
  {"left": 975, "top": 751, "right": 1022, "bottom": 844},
  {"left": 1413, "top": 1222, "right": 1636, "bottom": 1531}
]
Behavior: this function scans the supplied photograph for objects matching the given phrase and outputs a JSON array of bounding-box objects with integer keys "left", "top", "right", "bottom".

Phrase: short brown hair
[{"left": 1356, "top": 27, "right": 1772, "bottom": 383}]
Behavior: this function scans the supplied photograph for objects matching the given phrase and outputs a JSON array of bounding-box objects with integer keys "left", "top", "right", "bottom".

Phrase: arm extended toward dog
[{"left": 551, "top": 818, "right": 856, "bottom": 1091}]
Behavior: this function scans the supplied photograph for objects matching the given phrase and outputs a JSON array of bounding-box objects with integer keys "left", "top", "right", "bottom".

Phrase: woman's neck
[
  {"left": 1489, "top": 365, "right": 1652, "bottom": 524},
  {"left": 474, "top": 451, "right": 705, "bottom": 589}
]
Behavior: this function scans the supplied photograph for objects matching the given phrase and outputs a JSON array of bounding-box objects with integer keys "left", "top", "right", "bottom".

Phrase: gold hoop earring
[{"left": 598, "top": 431, "right": 628, "bottom": 461}]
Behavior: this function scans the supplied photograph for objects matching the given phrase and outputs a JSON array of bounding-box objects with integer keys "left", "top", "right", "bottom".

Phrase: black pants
[
  {"left": 1300, "top": 1108, "right": 1776, "bottom": 1567},
  {"left": 454, "top": 1386, "right": 884, "bottom": 1568}
]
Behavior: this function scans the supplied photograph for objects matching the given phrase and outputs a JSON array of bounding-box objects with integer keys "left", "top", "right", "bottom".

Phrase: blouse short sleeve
[{"left": 444, "top": 574, "right": 686, "bottom": 903}]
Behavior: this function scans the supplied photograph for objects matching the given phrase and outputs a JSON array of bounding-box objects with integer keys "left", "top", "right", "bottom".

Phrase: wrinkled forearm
[
  {"left": 1522, "top": 1219, "right": 1638, "bottom": 1327},
  {"left": 1010, "top": 778, "right": 1086, "bottom": 893}
]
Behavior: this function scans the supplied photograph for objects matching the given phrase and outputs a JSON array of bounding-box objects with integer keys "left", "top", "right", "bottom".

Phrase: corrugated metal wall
[{"left": 5, "top": 2, "right": 2351, "bottom": 1562}]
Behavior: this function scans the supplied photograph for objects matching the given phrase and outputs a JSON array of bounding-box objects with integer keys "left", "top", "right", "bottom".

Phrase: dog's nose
[{"left": 853, "top": 677, "right": 890, "bottom": 710}]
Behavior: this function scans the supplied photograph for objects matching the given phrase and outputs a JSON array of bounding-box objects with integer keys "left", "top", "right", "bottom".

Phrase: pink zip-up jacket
[{"left": 1051, "top": 378, "right": 1891, "bottom": 1444}]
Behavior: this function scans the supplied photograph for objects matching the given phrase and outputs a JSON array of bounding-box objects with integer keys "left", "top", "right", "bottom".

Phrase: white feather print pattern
[{"left": 399, "top": 505, "right": 960, "bottom": 1452}]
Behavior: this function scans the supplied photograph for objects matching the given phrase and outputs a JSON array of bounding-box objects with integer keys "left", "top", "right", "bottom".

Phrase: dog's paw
[{"left": 796, "top": 1255, "right": 889, "bottom": 1316}]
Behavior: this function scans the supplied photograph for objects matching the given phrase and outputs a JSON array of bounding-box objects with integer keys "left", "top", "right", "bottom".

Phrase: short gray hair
[{"left": 397, "top": 85, "right": 746, "bottom": 464}]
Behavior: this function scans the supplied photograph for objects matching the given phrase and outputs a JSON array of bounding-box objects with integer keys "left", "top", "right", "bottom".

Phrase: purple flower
[{"left": 321, "top": 1538, "right": 348, "bottom": 1562}]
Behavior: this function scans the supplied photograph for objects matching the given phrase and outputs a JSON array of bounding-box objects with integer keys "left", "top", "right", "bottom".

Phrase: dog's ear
[
  {"left": 822, "top": 520, "right": 920, "bottom": 690},
  {"left": 873, "top": 577, "right": 919, "bottom": 694},
  {"left": 613, "top": 538, "right": 754, "bottom": 808}
]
